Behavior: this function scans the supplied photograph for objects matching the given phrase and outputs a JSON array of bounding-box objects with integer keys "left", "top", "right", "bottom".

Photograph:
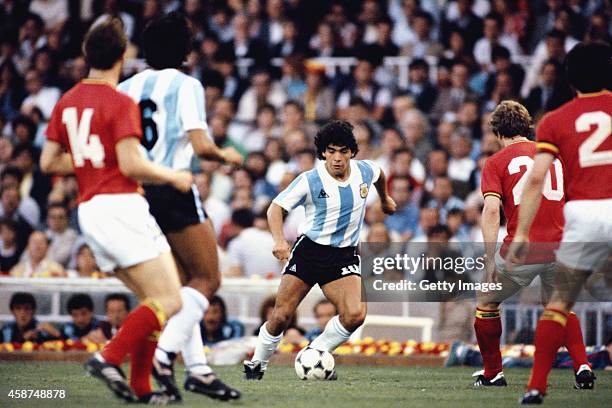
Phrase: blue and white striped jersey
[
  {"left": 118, "top": 68, "right": 208, "bottom": 170},
  {"left": 273, "top": 159, "right": 381, "bottom": 248}
]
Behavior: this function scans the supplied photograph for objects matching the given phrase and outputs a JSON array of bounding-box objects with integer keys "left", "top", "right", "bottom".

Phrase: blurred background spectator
[
  {"left": 1, "top": 292, "right": 60, "bottom": 342},
  {"left": 200, "top": 295, "right": 245, "bottom": 345}
]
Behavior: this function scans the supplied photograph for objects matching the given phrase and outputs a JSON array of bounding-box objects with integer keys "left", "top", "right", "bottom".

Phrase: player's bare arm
[
  {"left": 188, "top": 129, "right": 243, "bottom": 166},
  {"left": 506, "top": 152, "right": 555, "bottom": 267},
  {"left": 116, "top": 137, "right": 193, "bottom": 192},
  {"left": 373, "top": 169, "right": 396, "bottom": 215},
  {"left": 39, "top": 141, "right": 75, "bottom": 174},
  {"left": 267, "top": 202, "right": 291, "bottom": 261},
  {"left": 481, "top": 195, "right": 501, "bottom": 281}
]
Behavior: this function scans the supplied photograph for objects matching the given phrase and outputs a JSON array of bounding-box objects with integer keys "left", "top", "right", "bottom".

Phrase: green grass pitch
[{"left": 0, "top": 362, "right": 610, "bottom": 407}]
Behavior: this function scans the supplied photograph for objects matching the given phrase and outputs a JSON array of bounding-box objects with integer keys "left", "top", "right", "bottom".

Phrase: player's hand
[
  {"left": 221, "top": 147, "right": 243, "bottom": 167},
  {"left": 381, "top": 196, "right": 397, "bottom": 215},
  {"left": 171, "top": 171, "right": 194, "bottom": 193},
  {"left": 506, "top": 234, "right": 529, "bottom": 271},
  {"left": 272, "top": 240, "right": 292, "bottom": 261}
]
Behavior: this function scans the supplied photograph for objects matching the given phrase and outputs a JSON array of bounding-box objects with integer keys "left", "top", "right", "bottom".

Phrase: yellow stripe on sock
[
  {"left": 475, "top": 309, "right": 500, "bottom": 319},
  {"left": 540, "top": 309, "right": 567, "bottom": 326},
  {"left": 148, "top": 330, "right": 161, "bottom": 342},
  {"left": 142, "top": 298, "right": 167, "bottom": 327}
]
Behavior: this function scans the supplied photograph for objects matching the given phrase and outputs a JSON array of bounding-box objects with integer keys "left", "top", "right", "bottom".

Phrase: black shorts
[
  {"left": 282, "top": 235, "right": 361, "bottom": 287},
  {"left": 144, "top": 184, "right": 207, "bottom": 234}
]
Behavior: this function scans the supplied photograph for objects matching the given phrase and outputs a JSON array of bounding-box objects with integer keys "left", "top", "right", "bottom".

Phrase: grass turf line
[{"left": 0, "top": 363, "right": 610, "bottom": 407}]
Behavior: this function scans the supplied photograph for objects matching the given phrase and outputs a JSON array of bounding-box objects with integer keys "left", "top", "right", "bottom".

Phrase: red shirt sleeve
[
  {"left": 535, "top": 112, "right": 560, "bottom": 156},
  {"left": 481, "top": 157, "right": 502, "bottom": 199},
  {"left": 112, "top": 95, "right": 142, "bottom": 143},
  {"left": 45, "top": 101, "right": 66, "bottom": 147}
]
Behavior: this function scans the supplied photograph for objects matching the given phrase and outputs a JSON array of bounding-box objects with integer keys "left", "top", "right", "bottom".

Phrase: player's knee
[{"left": 340, "top": 308, "right": 366, "bottom": 332}]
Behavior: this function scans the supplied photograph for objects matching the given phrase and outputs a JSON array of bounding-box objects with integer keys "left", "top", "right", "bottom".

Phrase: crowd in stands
[{"left": 0, "top": 0, "right": 610, "bottom": 281}]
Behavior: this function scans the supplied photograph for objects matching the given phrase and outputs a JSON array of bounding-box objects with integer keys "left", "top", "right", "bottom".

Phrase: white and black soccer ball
[{"left": 294, "top": 347, "right": 335, "bottom": 380}]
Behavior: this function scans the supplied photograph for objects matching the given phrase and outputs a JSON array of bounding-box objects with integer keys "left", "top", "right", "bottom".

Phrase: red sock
[
  {"left": 527, "top": 309, "right": 567, "bottom": 394},
  {"left": 564, "top": 312, "right": 590, "bottom": 372},
  {"left": 474, "top": 308, "right": 502, "bottom": 379},
  {"left": 129, "top": 331, "right": 158, "bottom": 397},
  {"left": 101, "top": 300, "right": 165, "bottom": 366}
]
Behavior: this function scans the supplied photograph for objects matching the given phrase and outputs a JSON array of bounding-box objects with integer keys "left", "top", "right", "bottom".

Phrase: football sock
[
  {"left": 309, "top": 315, "right": 351, "bottom": 353},
  {"left": 155, "top": 287, "right": 208, "bottom": 365},
  {"left": 527, "top": 308, "right": 567, "bottom": 394},
  {"left": 182, "top": 323, "right": 213, "bottom": 375},
  {"left": 129, "top": 330, "right": 159, "bottom": 397},
  {"left": 474, "top": 308, "right": 503, "bottom": 379},
  {"left": 101, "top": 299, "right": 166, "bottom": 366},
  {"left": 252, "top": 322, "right": 283, "bottom": 369},
  {"left": 564, "top": 312, "right": 590, "bottom": 372}
]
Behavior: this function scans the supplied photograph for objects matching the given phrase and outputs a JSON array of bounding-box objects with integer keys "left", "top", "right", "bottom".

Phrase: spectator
[
  {"left": 371, "top": 16, "right": 399, "bottom": 57},
  {"left": 61, "top": 293, "right": 100, "bottom": 341},
  {"left": 20, "top": 69, "right": 60, "bottom": 120},
  {"left": 473, "top": 12, "right": 520, "bottom": 72},
  {"left": 399, "top": 109, "right": 433, "bottom": 163},
  {"left": 209, "top": 114, "right": 247, "bottom": 157},
  {"left": 242, "top": 104, "right": 280, "bottom": 152},
  {"left": 425, "top": 149, "right": 450, "bottom": 192},
  {"left": 11, "top": 142, "right": 52, "bottom": 215},
  {"left": 337, "top": 57, "right": 392, "bottom": 122},
  {"left": 400, "top": 11, "right": 443, "bottom": 59},
  {"left": 10, "top": 230, "right": 65, "bottom": 277},
  {"left": 440, "top": 0, "right": 484, "bottom": 53},
  {"left": 384, "top": 176, "right": 419, "bottom": 240},
  {"left": 484, "top": 45, "right": 525, "bottom": 100},
  {"left": 0, "top": 186, "right": 33, "bottom": 251},
  {"left": 0, "top": 165, "right": 40, "bottom": 228},
  {"left": 403, "top": 58, "right": 438, "bottom": 114},
  {"left": 97, "top": 293, "right": 131, "bottom": 341},
  {"left": 430, "top": 61, "right": 478, "bottom": 124},
  {"left": 44, "top": 202, "right": 77, "bottom": 267},
  {"left": 425, "top": 176, "right": 464, "bottom": 223},
  {"left": 448, "top": 134, "right": 475, "bottom": 183},
  {"left": 299, "top": 60, "right": 335, "bottom": 123},
  {"left": 0, "top": 218, "right": 20, "bottom": 272},
  {"left": 200, "top": 295, "right": 245, "bottom": 345},
  {"left": 279, "top": 55, "right": 307, "bottom": 100},
  {"left": 236, "top": 70, "right": 286, "bottom": 123},
  {"left": 1, "top": 292, "right": 60, "bottom": 343},
  {"left": 227, "top": 209, "right": 281, "bottom": 277},
  {"left": 222, "top": 13, "right": 267, "bottom": 66},
  {"left": 271, "top": 19, "right": 307, "bottom": 58},
  {"left": 66, "top": 243, "right": 101, "bottom": 278},
  {"left": 309, "top": 22, "right": 348, "bottom": 57},
  {"left": 0, "top": 61, "right": 26, "bottom": 121},
  {"left": 523, "top": 59, "right": 572, "bottom": 118},
  {"left": 305, "top": 299, "right": 338, "bottom": 341}
]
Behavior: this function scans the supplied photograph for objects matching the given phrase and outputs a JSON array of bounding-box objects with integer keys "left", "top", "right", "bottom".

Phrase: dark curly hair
[
  {"left": 565, "top": 41, "right": 611, "bottom": 93},
  {"left": 489, "top": 100, "right": 532, "bottom": 139},
  {"left": 314, "top": 120, "right": 359, "bottom": 160},
  {"left": 143, "top": 12, "right": 193, "bottom": 70}
]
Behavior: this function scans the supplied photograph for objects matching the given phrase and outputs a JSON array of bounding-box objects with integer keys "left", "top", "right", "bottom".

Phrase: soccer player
[
  {"left": 243, "top": 120, "right": 396, "bottom": 379},
  {"left": 40, "top": 19, "right": 190, "bottom": 404},
  {"left": 506, "top": 42, "right": 611, "bottom": 404},
  {"left": 475, "top": 100, "right": 592, "bottom": 388},
  {"left": 117, "top": 13, "right": 242, "bottom": 402}
]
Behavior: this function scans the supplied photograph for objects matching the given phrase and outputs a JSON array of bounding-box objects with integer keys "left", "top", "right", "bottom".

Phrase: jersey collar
[{"left": 317, "top": 160, "right": 354, "bottom": 187}]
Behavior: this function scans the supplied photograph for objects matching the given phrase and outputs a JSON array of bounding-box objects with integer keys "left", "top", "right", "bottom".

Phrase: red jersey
[
  {"left": 46, "top": 80, "right": 143, "bottom": 203},
  {"left": 536, "top": 91, "right": 612, "bottom": 201},
  {"left": 481, "top": 141, "right": 565, "bottom": 262}
]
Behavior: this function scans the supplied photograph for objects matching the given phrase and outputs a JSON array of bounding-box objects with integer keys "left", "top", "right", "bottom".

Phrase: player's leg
[
  {"left": 310, "top": 275, "right": 366, "bottom": 353},
  {"left": 523, "top": 264, "right": 591, "bottom": 404},
  {"left": 88, "top": 253, "right": 182, "bottom": 403},
  {"left": 245, "top": 273, "right": 312, "bottom": 379},
  {"left": 473, "top": 265, "right": 523, "bottom": 387},
  {"left": 539, "top": 265, "right": 593, "bottom": 389}
]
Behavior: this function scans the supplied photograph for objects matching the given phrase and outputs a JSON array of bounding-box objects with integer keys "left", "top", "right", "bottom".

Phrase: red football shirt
[
  {"left": 536, "top": 91, "right": 612, "bottom": 201},
  {"left": 46, "top": 80, "right": 142, "bottom": 203},
  {"left": 481, "top": 141, "right": 565, "bottom": 262}
]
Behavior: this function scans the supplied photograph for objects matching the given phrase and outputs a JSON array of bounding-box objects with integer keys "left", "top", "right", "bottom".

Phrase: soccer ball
[{"left": 294, "top": 347, "right": 335, "bottom": 380}]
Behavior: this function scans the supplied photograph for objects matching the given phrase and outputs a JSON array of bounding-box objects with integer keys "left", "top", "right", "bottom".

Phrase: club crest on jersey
[{"left": 359, "top": 183, "right": 368, "bottom": 198}]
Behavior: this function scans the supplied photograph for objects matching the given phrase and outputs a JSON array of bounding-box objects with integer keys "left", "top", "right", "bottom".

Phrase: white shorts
[
  {"left": 495, "top": 249, "right": 555, "bottom": 289},
  {"left": 556, "top": 199, "right": 612, "bottom": 271},
  {"left": 78, "top": 193, "right": 171, "bottom": 273}
]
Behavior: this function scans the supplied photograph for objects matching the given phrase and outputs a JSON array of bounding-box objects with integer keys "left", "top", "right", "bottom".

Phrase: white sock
[
  {"left": 182, "top": 322, "right": 213, "bottom": 375},
  {"left": 155, "top": 287, "right": 209, "bottom": 365},
  {"left": 309, "top": 315, "right": 351, "bottom": 352},
  {"left": 252, "top": 322, "right": 282, "bottom": 369}
]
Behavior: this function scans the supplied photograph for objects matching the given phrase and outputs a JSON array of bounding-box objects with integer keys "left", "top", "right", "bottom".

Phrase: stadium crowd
[{"left": 0, "top": 0, "right": 610, "bottom": 281}]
